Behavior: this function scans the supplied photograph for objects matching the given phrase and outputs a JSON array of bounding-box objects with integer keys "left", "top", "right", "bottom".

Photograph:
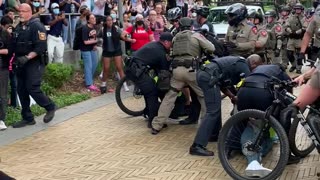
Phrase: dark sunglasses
[{"left": 170, "top": 19, "right": 179, "bottom": 23}]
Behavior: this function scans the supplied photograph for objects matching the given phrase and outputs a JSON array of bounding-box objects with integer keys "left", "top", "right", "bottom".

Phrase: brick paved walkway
[{"left": 0, "top": 97, "right": 319, "bottom": 180}]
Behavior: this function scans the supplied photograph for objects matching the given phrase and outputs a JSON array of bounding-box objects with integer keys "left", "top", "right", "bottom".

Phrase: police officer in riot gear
[
  {"left": 167, "top": 7, "right": 182, "bottom": 36},
  {"left": 195, "top": 6, "right": 214, "bottom": 34},
  {"left": 151, "top": 17, "right": 215, "bottom": 135},
  {"left": 295, "top": 6, "right": 320, "bottom": 85},
  {"left": 265, "top": 10, "right": 283, "bottom": 64},
  {"left": 247, "top": 11, "right": 269, "bottom": 63},
  {"left": 125, "top": 32, "right": 174, "bottom": 128},
  {"left": 278, "top": 5, "right": 291, "bottom": 69},
  {"left": 224, "top": 3, "right": 258, "bottom": 58},
  {"left": 304, "top": 8, "right": 316, "bottom": 66},
  {"left": 12, "top": 4, "right": 56, "bottom": 128},
  {"left": 190, "top": 54, "right": 263, "bottom": 156},
  {"left": 285, "top": 3, "right": 306, "bottom": 74}
]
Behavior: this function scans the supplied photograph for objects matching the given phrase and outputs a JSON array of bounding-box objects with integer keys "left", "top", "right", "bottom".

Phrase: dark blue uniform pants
[
  {"left": 134, "top": 72, "right": 159, "bottom": 122},
  {"left": 193, "top": 69, "right": 222, "bottom": 147},
  {"left": 17, "top": 60, "right": 55, "bottom": 121}
]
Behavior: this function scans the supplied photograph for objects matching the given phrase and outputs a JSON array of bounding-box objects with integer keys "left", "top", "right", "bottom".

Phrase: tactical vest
[
  {"left": 266, "top": 23, "right": 277, "bottom": 49},
  {"left": 172, "top": 31, "right": 199, "bottom": 58},
  {"left": 14, "top": 18, "right": 40, "bottom": 56}
]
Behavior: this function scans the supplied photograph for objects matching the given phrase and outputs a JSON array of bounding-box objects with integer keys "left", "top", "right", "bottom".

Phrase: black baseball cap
[{"left": 160, "top": 32, "right": 173, "bottom": 41}]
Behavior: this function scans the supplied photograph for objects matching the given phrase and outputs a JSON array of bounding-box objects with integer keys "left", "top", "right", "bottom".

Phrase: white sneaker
[
  {"left": 99, "top": 72, "right": 103, "bottom": 80},
  {"left": 123, "top": 82, "right": 130, "bottom": 92},
  {"left": 245, "top": 160, "right": 272, "bottom": 178},
  {"left": 0, "top": 120, "right": 7, "bottom": 131}
]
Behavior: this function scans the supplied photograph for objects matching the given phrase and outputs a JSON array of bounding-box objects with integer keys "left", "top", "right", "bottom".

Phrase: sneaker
[
  {"left": 245, "top": 160, "right": 272, "bottom": 178},
  {"left": 123, "top": 82, "right": 129, "bottom": 92},
  {"left": 87, "top": 85, "right": 101, "bottom": 92},
  {"left": 100, "top": 86, "right": 107, "bottom": 94},
  {"left": 12, "top": 120, "right": 36, "bottom": 128},
  {"left": 99, "top": 72, "right": 103, "bottom": 80},
  {"left": 0, "top": 120, "right": 7, "bottom": 130}
]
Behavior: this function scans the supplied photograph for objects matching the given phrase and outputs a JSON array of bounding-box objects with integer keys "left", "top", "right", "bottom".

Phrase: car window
[{"left": 208, "top": 9, "right": 228, "bottom": 24}]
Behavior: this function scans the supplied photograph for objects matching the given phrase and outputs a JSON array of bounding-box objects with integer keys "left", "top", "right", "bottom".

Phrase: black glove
[
  {"left": 275, "top": 49, "right": 281, "bottom": 57},
  {"left": 16, "top": 56, "right": 29, "bottom": 67},
  {"left": 282, "top": 104, "right": 299, "bottom": 121},
  {"left": 297, "top": 52, "right": 305, "bottom": 66},
  {"left": 224, "top": 41, "right": 237, "bottom": 49}
]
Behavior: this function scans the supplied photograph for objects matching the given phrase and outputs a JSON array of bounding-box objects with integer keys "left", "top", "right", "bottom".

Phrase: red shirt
[{"left": 125, "top": 26, "right": 153, "bottom": 51}]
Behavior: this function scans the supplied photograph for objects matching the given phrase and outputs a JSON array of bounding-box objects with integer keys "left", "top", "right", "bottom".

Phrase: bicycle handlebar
[{"left": 267, "top": 76, "right": 298, "bottom": 89}]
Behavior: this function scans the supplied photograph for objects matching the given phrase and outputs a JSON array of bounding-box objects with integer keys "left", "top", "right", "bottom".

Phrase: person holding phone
[{"left": 46, "top": 3, "right": 67, "bottom": 63}]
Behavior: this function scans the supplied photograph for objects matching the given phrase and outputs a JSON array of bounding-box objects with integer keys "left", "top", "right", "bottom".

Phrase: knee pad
[{"left": 287, "top": 50, "right": 295, "bottom": 62}]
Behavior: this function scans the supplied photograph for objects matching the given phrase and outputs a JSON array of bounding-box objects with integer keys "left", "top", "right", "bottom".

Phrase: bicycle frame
[{"left": 285, "top": 92, "right": 320, "bottom": 152}]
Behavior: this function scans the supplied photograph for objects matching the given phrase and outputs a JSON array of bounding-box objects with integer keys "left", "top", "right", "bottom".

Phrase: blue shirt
[
  {"left": 59, "top": 0, "right": 80, "bottom": 13},
  {"left": 46, "top": 15, "right": 64, "bottom": 36}
]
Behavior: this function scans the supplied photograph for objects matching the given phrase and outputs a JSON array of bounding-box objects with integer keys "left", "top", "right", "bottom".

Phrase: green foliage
[
  {"left": 41, "top": 82, "right": 55, "bottom": 95},
  {"left": 5, "top": 92, "right": 90, "bottom": 126},
  {"left": 43, "top": 63, "right": 74, "bottom": 88}
]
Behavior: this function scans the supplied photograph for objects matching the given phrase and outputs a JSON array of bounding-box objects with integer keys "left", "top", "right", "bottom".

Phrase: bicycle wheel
[
  {"left": 288, "top": 113, "right": 315, "bottom": 158},
  {"left": 115, "top": 77, "right": 145, "bottom": 116},
  {"left": 218, "top": 109, "right": 290, "bottom": 180}
]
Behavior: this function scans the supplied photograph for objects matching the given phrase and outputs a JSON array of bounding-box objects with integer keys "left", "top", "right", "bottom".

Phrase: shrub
[
  {"left": 43, "top": 63, "right": 74, "bottom": 88},
  {"left": 41, "top": 82, "right": 55, "bottom": 95}
]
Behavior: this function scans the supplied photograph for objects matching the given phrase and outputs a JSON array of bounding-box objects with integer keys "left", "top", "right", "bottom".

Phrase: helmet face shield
[{"left": 224, "top": 3, "right": 248, "bottom": 26}]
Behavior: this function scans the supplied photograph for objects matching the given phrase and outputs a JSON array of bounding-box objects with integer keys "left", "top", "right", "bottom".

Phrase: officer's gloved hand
[
  {"left": 16, "top": 56, "right": 29, "bottom": 67},
  {"left": 282, "top": 103, "right": 299, "bottom": 121},
  {"left": 297, "top": 53, "right": 305, "bottom": 66},
  {"left": 230, "top": 96, "right": 238, "bottom": 105},
  {"left": 275, "top": 49, "right": 281, "bottom": 57}
]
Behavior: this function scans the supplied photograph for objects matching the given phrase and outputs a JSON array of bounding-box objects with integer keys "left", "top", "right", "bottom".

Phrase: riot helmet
[
  {"left": 293, "top": 3, "right": 304, "bottom": 14},
  {"left": 247, "top": 11, "right": 263, "bottom": 24},
  {"left": 225, "top": 3, "right": 248, "bottom": 26},
  {"left": 179, "top": 17, "right": 193, "bottom": 30},
  {"left": 167, "top": 7, "right": 182, "bottom": 22},
  {"left": 265, "top": 10, "right": 277, "bottom": 23},
  {"left": 305, "top": 7, "right": 315, "bottom": 18},
  {"left": 313, "top": 0, "right": 320, "bottom": 9},
  {"left": 196, "top": 6, "right": 210, "bottom": 18}
]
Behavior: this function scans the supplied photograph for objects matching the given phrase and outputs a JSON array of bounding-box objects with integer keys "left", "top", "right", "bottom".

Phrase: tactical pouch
[
  {"left": 157, "top": 70, "right": 172, "bottom": 91},
  {"left": 41, "top": 51, "right": 49, "bottom": 66},
  {"left": 124, "top": 58, "right": 148, "bottom": 80}
]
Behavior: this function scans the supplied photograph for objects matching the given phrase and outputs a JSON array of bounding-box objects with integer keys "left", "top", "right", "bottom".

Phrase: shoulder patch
[
  {"left": 275, "top": 25, "right": 282, "bottom": 32},
  {"left": 38, "top": 31, "right": 46, "bottom": 41},
  {"left": 251, "top": 26, "right": 258, "bottom": 34},
  {"left": 260, "top": 30, "right": 267, "bottom": 37}
]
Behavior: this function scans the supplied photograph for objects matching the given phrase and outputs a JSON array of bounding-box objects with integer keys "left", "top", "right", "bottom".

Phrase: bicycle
[
  {"left": 218, "top": 77, "right": 320, "bottom": 179},
  {"left": 115, "top": 76, "right": 145, "bottom": 116}
]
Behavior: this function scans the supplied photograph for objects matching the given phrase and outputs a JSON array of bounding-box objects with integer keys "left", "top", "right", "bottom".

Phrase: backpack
[
  {"left": 73, "top": 25, "right": 83, "bottom": 50},
  {"left": 204, "top": 32, "right": 228, "bottom": 57}
]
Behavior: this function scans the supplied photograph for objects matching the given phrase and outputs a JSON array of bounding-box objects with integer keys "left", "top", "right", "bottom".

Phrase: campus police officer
[
  {"left": 264, "top": 10, "right": 283, "bottom": 64},
  {"left": 247, "top": 11, "right": 269, "bottom": 63},
  {"left": 278, "top": 5, "right": 291, "bottom": 69},
  {"left": 125, "top": 32, "right": 173, "bottom": 128},
  {"left": 195, "top": 6, "right": 214, "bottom": 34},
  {"left": 151, "top": 17, "right": 215, "bottom": 135},
  {"left": 190, "top": 54, "right": 263, "bottom": 156},
  {"left": 12, "top": 3, "right": 56, "bottom": 128},
  {"left": 224, "top": 3, "right": 258, "bottom": 58},
  {"left": 237, "top": 64, "right": 301, "bottom": 172},
  {"left": 284, "top": 3, "right": 306, "bottom": 74}
]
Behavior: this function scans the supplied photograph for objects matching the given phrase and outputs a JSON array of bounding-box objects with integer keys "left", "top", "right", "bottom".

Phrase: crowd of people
[{"left": 1, "top": 0, "right": 320, "bottom": 178}]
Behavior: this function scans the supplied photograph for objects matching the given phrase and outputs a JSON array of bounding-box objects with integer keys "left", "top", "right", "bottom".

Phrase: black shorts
[{"left": 102, "top": 49, "right": 122, "bottom": 58}]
